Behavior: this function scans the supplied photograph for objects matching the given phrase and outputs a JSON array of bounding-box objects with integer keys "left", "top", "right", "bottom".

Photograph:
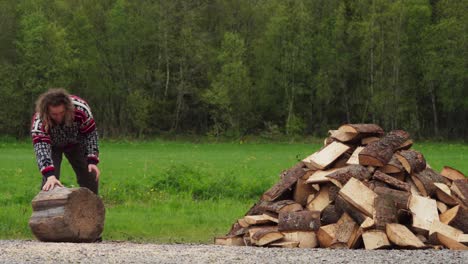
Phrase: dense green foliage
[
  {"left": 0, "top": 140, "right": 466, "bottom": 242},
  {"left": 0, "top": 0, "right": 466, "bottom": 139}
]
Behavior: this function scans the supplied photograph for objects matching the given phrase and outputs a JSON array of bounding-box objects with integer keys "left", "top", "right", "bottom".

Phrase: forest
[{"left": 0, "top": 0, "right": 466, "bottom": 139}]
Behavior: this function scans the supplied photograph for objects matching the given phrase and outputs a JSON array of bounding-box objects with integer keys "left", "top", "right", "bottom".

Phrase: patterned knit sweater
[{"left": 31, "top": 95, "right": 99, "bottom": 178}]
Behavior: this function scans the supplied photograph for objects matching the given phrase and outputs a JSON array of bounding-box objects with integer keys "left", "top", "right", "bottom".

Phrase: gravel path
[{"left": 0, "top": 240, "right": 466, "bottom": 264}]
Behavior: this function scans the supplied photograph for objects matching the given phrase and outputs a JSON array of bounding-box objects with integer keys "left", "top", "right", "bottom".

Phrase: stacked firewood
[{"left": 215, "top": 124, "right": 468, "bottom": 250}]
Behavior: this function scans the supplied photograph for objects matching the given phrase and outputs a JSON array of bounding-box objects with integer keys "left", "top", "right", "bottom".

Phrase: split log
[
  {"left": 269, "top": 241, "right": 299, "bottom": 248},
  {"left": 302, "top": 141, "right": 350, "bottom": 170},
  {"left": 317, "top": 224, "right": 338, "bottom": 248},
  {"left": 306, "top": 184, "right": 331, "bottom": 212},
  {"left": 332, "top": 123, "right": 384, "bottom": 142},
  {"left": 361, "top": 137, "right": 380, "bottom": 145},
  {"left": 361, "top": 217, "right": 375, "bottom": 230},
  {"left": 305, "top": 169, "right": 337, "bottom": 184},
  {"left": 380, "top": 155, "right": 404, "bottom": 174},
  {"left": 362, "top": 230, "right": 391, "bottom": 250},
  {"left": 409, "top": 195, "right": 439, "bottom": 233},
  {"left": 435, "top": 233, "right": 468, "bottom": 250},
  {"left": 405, "top": 177, "right": 422, "bottom": 196},
  {"left": 320, "top": 204, "right": 342, "bottom": 225},
  {"left": 439, "top": 205, "right": 468, "bottom": 233},
  {"left": 395, "top": 139, "right": 414, "bottom": 151},
  {"left": 428, "top": 221, "right": 463, "bottom": 244},
  {"left": 331, "top": 213, "right": 359, "bottom": 248},
  {"left": 386, "top": 223, "right": 426, "bottom": 248},
  {"left": 373, "top": 170, "right": 411, "bottom": 192},
  {"left": 335, "top": 195, "right": 367, "bottom": 225},
  {"left": 434, "top": 183, "right": 458, "bottom": 205},
  {"left": 251, "top": 229, "right": 284, "bottom": 246},
  {"left": 326, "top": 165, "right": 372, "bottom": 188},
  {"left": 411, "top": 168, "right": 448, "bottom": 197},
  {"left": 227, "top": 222, "right": 248, "bottom": 236},
  {"left": 374, "top": 190, "right": 398, "bottom": 230},
  {"left": 346, "top": 147, "right": 364, "bottom": 165},
  {"left": 440, "top": 166, "right": 466, "bottom": 181},
  {"left": 215, "top": 236, "right": 245, "bottom": 246},
  {"left": 339, "top": 178, "right": 377, "bottom": 218},
  {"left": 244, "top": 214, "right": 278, "bottom": 225},
  {"left": 396, "top": 150, "right": 426, "bottom": 174},
  {"left": 29, "top": 187, "right": 105, "bottom": 243},
  {"left": 451, "top": 179, "right": 468, "bottom": 206},
  {"left": 294, "top": 178, "right": 316, "bottom": 206},
  {"left": 359, "top": 130, "right": 410, "bottom": 167},
  {"left": 278, "top": 210, "right": 320, "bottom": 231},
  {"left": 262, "top": 162, "right": 307, "bottom": 201},
  {"left": 436, "top": 201, "right": 448, "bottom": 214},
  {"left": 374, "top": 187, "right": 411, "bottom": 210},
  {"left": 458, "top": 234, "right": 468, "bottom": 244},
  {"left": 282, "top": 231, "right": 318, "bottom": 248}
]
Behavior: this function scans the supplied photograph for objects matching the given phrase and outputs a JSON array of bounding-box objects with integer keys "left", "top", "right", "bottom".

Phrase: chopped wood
[
  {"left": 339, "top": 177, "right": 377, "bottom": 218},
  {"left": 334, "top": 123, "right": 384, "bottom": 142},
  {"left": 294, "top": 178, "right": 316, "bottom": 206},
  {"left": 244, "top": 215, "right": 278, "bottom": 225},
  {"left": 458, "top": 234, "right": 468, "bottom": 244},
  {"left": 326, "top": 165, "right": 372, "bottom": 188},
  {"left": 439, "top": 205, "right": 468, "bottom": 233},
  {"left": 29, "top": 187, "right": 105, "bottom": 243},
  {"left": 238, "top": 218, "right": 250, "bottom": 228},
  {"left": 405, "top": 177, "right": 422, "bottom": 196},
  {"left": 435, "top": 233, "right": 468, "bottom": 250},
  {"left": 335, "top": 194, "right": 367, "bottom": 225},
  {"left": 282, "top": 231, "right": 318, "bottom": 248},
  {"left": 320, "top": 204, "right": 342, "bottom": 225},
  {"left": 332, "top": 152, "right": 352, "bottom": 168},
  {"left": 389, "top": 172, "right": 406, "bottom": 182},
  {"left": 436, "top": 201, "right": 448, "bottom": 214},
  {"left": 409, "top": 195, "right": 439, "bottom": 232},
  {"left": 348, "top": 227, "right": 364, "bottom": 249},
  {"left": 361, "top": 217, "right": 375, "bottom": 230},
  {"left": 227, "top": 222, "right": 248, "bottom": 236},
  {"left": 440, "top": 166, "right": 466, "bottom": 181},
  {"left": 434, "top": 183, "right": 458, "bottom": 205},
  {"left": 373, "top": 170, "right": 411, "bottom": 192},
  {"left": 361, "top": 137, "right": 380, "bottom": 145},
  {"left": 374, "top": 190, "right": 398, "bottom": 230},
  {"left": 428, "top": 221, "right": 463, "bottom": 243},
  {"left": 305, "top": 169, "right": 338, "bottom": 184},
  {"left": 262, "top": 162, "right": 308, "bottom": 202},
  {"left": 328, "top": 185, "right": 340, "bottom": 202},
  {"left": 359, "top": 130, "right": 410, "bottom": 167},
  {"left": 248, "top": 226, "right": 278, "bottom": 238},
  {"left": 278, "top": 210, "right": 320, "bottom": 231},
  {"left": 306, "top": 184, "right": 331, "bottom": 212},
  {"left": 451, "top": 179, "right": 468, "bottom": 206},
  {"left": 386, "top": 223, "right": 425, "bottom": 248},
  {"left": 332, "top": 213, "right": 359, "bottom": 248},
  {"left": 396, "top": 139, "right": 414, "bottom": 151},
  {"left": 317, "top": 224, "right": 338, "bottom": 248},
  {"left": 251, "top": 229, "right": 284, "bottom": 246},
  {"left": 380, "top": 155, "right": 404, "bottom": 173},
  {"left": 362, "top": 230, "right": 391, "bottom": 250},
  {"left": 302, "top": 141, "right": 351, "bottom": 170},
  {"left": 396, "top": 150, "right": 426, "bottom": 174},
  {"left": 346, "top": 147, "right": 364, "bottom": 165},
  {"left": 411, "top": 168, "right": 448, "bottom": 197},
  {"left": 374, "top": 187, "right": 411, "bottom": 210},
  {"left": 215, "top": 236, "right": 245, "bottom": 246},
  {"left": 269, "top": 241, "right": 300, "bottom": 248}
]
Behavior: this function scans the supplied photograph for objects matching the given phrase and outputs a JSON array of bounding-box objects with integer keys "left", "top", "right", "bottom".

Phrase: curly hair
[{"left": 35, "top": 88, "right": 74, "bottom": 129}]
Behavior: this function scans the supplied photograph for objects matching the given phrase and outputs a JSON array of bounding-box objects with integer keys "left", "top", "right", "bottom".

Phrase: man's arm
[
  {"left": 31, "top": 113, "right": 63, "bottom": 190},
  {"left": 76, "top": 99, "right": 100, "bottom": 180}
]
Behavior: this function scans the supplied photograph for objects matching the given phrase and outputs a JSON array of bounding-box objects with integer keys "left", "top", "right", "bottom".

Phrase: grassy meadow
[{"left": 0, "top": 139, "right": 466, "bottom": 243}]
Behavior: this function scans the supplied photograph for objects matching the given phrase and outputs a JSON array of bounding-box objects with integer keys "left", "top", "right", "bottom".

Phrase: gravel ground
[{"left": 0, "top": 240, "right": 467, "bottom": 264}]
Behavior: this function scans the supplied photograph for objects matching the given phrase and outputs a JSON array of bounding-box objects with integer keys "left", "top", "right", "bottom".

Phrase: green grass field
[{"left": 0, "top": 140, "right": 466, "bottom": 243}]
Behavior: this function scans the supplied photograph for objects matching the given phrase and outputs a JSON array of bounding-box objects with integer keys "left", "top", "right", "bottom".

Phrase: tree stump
[{"left": 29, "top": 187, "right": 105, "bottom": 242}]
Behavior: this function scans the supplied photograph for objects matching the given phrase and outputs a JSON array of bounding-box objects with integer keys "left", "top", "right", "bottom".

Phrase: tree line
[{"left": 0, "top": 0, "right": 466, "bottom": 139}]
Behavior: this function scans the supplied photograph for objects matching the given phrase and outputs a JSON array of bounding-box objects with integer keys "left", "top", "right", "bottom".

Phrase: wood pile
[{"left": 215, "top": 124, "right": 468, "bottom": 250}]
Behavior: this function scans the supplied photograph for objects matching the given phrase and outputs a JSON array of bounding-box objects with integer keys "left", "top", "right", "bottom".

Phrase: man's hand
[
  {"left": 42, "top": 176, "right": 63, "bottom": 191},
  {"left": 88, "top": 164, "right": 100, "bottom": 182}
]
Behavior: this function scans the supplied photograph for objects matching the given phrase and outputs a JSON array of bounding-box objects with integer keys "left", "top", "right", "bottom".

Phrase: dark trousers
[{"left": 41, "top": 144, "right": 99, "bottom": 194}]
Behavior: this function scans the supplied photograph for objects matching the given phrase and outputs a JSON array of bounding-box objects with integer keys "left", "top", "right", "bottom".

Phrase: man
[{"left": 31, "top": 88, "right": 100, "bottom": 194}]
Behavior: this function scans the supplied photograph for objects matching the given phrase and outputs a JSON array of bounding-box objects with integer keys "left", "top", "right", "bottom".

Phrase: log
[
  {"left": 215, "top": 236, "right": 245, "bottom": 246},
  {"left": 281, "top": 231, "right": 318, "bottom": 248},
  {"left": 362, "top": 230, "right": 391, "bottom": 250},
  {"left": 396, "top": 150, "right": 426, "bottom": 174},
  {"left": 262, "top": 162, "right": 307, "bottom": 201},
  {"left": 359, "top": 130, "right": 410, "bottom": 167},
  {"left": 385, "top": 223, "right": 425, "bottom": 248},
  {"left": 440, "top": 166, "right": 466, "bottom": 181},
  {"left": 302, "top": 141, "right": 350, "bottom": 170},
  {"left": 439, "top": 205, "right": 468, "bottom": 233},
  {"left": 326, "top": 165, "right": 372, "bottom": 188},
  {"left": 374, "top": 190, "right": 398, "bottom": 230},
  {"left": 380, "top": 155, "right": 404, "bottom": 174},
  {"left": 373, "top": 171, "right": 411, "bottom": 192},
  {"left": 278, "top": 210, "right": 320, "bottom": 231},
  {"left": 411, "top": 168, "right": 447, "bottom": 197},
  {"left": 339, "top": 178, "right": 377, "bottom": 218},
  {"left": 29, "top": 187, "right": 105, "bottom": 242},
  {"left": 374, "top": 187, "right": 411, "bottom": 210},
  {"left": 361, "top": 137, "right": 380, "bottom": 145}
]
